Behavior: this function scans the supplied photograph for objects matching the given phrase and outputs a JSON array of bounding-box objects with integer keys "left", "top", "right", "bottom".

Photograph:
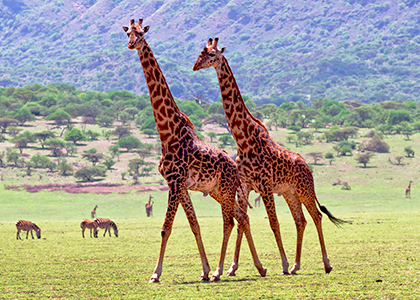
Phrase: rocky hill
[{"left": 1, "top": 0, "right": 420, "bottom": 105}]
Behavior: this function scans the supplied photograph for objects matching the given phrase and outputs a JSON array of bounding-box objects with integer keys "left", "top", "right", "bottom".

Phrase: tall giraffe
[
  {"left": 193, "top": 37, "right": 347, "bottom": 275},
  {"left": 123, "top": 19, "right": 266, "bottom": 283},
  {"left": 406, "top": 181, "right": 413, "bottom": 198}
]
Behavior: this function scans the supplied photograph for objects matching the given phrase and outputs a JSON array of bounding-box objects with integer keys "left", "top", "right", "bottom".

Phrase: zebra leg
[
  {"left": 82, "top": 228, "right": 85, "bottom": 238},
  {"left": 30, "top": 230, "right": 34, "bottom": 239},
  {"left": 17, "top": 230, "right": 21, "bottom": 240}
]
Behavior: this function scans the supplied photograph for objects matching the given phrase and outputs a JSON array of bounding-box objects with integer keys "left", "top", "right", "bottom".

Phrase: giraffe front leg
[
  {"left": 180, "top": 194, "right": 210, "bottom": 281},
  {"left": 149, "top": 186, "right": 181, "bottom": 283}
]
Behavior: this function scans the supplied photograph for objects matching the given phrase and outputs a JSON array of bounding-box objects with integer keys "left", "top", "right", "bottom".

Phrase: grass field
[
  {"left": 1, "top": 124, "right": 420, "bottom": 298},
  {"left": 1, "top": 183, "right": 420, "bottom": 299}
]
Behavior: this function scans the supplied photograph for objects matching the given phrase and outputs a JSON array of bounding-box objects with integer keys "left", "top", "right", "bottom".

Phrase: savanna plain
[{"left": 1, "top": 127, "right": 420, "bottom": 299}]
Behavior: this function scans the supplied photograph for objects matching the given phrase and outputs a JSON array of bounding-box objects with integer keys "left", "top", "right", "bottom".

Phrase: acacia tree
[
  {"left": 44, "top": 138, "right": 65, "bottom": 156},
  {"left": 113, "top": 126, "right": 131, "bottom": 139},
  {"left": 356, "top": 152, "right": 374, "bottom": 168},
  {"left": 74, "top": 166, "right": 106, "bottom": 181},
  {"left": 117, "top": 136, "right": 141, "bottom": 152},
  {"left": 46, "top": 109, "right": 71, "bottom": 125},
  {"left": 207, "top": 131, "right": 217, "bottom": 142},
  {"left": 82, "top": 148, "right": 103, "bottom": 166},
  {"left": 218, "top": 134, "right": 235, "bottom": 146},
  {"left": 33, "top": 131, "right": 55, "bottom": 148},
  {"left": 0, "top": 118, "right": 18, "bottom": 133},
  {"left": 14, "top": 107, "right": 35, "bottom": 125},
  {"left": 57, "top": 159, "right": 74, "bottom": 175},
  {"left": 64, "top": 128, "right": 86, "bottom": 144},
  {"left": 307, "top": 152, "right": 323, "bottom": 164}
]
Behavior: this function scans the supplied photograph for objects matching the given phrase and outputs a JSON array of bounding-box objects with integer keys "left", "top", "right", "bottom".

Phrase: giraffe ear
[
  {"left": 221, "top": 47, "right": 226, "bottom": 53},
  {"left": 143, "top": 25, "right": 150, "bottom": 33},
  {"left": 122, "top": 26, "right": 129, "bottom": 32}
]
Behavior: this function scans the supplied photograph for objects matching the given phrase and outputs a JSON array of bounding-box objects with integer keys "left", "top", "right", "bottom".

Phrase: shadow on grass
[
  {"left": 76, "top": 178, "right": 105, "bottom": 183},
  {"left": 179, "top": 276, "right": 262, "bottom": 285}
]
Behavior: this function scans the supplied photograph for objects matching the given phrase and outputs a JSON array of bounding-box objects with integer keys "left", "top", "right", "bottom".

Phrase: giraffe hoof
[
  {"left": 210, "top": 275, "right": 221, "bottom": 282},
  {"left": 149, "top": 276, "right": 160, "bottom": 283},
  {"left": 281, "top": 271, "right": 290, "bottom": 275},
  {"left": 325, "top": 265, "right": 333, "bottom": 274},
  {"left": 200, "top": 275, "right": 210, "bottom": 282},
  {"left": 226, "top": 270, "right": 236, "bottom": 277}
]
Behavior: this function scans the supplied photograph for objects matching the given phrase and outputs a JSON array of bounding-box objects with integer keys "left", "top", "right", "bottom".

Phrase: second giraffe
[{"left": 193, "top": 37, "right": 348, "bottom": 276}]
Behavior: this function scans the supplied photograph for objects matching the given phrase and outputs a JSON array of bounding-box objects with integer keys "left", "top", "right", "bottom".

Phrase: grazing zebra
[
  {"left": 16, "top": 220, "right": 41, "bottom": 240},
  {"left": 91, "top": 205, "right": 98, "bottom": 218},
  {"left": 93, "top": 218, "right": 118, "bottom": 237},
  {"left": 80, "top": 219, "right": 98, "bottom": 238}
]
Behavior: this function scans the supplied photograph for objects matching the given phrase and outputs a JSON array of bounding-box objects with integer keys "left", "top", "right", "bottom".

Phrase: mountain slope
[{"left": 1, "top": 0, "right": 420, "bottom": 105}]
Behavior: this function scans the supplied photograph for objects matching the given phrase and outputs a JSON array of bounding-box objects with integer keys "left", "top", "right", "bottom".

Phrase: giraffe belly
[
  {"left": 272, "top": 182, "right": 295, "bottom": 195},
  {"left": 186, "top": 167, "right": 218, "bottom": 196}
]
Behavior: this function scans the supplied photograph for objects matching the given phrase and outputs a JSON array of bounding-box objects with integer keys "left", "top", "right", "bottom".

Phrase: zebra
[
  {"left": 93, "top": 218, "right": 118, "bottom": 237},
  {"left": 16, "top": 220, "right": 41, "bottom": 240},
  {"left": 80, "top": 219, "right": 98, "bottom": 238}
]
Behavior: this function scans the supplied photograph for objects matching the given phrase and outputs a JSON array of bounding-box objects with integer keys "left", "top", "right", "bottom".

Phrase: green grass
[
  {"left": 1, "top": 183, "right": 420, "bottom": 299},
  {"left": 2, "top": 125, "right": 420, "bottom": 298}
]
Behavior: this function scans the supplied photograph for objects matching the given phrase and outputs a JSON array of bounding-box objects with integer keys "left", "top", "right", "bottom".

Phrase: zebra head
[
  {"left": 112, "top": 222, "right": 118, "bottom": 237},
  {"left": 33, "top": 223, "right": 41, "bottom": 239}
]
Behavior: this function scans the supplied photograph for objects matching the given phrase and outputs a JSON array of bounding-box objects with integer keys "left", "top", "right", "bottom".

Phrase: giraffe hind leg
[
  {"left": 227, "top": 183, "right": 249, "bottom": 277},
  {"left": 283, "top": 191, "right": 307, "bottom": 275},
  {"left": 234, "top": 203, "right": 267, "bottom": 277},
  {"left": 210, "top": 201, "right": 235, "bottom": 282},
  {"left": 298, "top": 191, "right": 333, "bottom": 274}
]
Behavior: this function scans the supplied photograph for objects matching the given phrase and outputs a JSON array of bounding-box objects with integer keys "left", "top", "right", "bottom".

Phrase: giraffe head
[
  {"left": 122, "top": 18, "right": 150, "bottom": 50},
  {"left": 192, "top": 37, "right": 226, "bottom": 71}
]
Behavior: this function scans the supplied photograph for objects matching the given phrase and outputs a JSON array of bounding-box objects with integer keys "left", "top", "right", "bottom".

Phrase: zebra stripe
[
  {"left": 16, "top": 220, "right": 41, "bottom": 240},
  {"left": 93, "top": 218, "right": 118, "bottom": 237},
  {"left": 80, "top": 219, "right": 98, "bottom": 238}
]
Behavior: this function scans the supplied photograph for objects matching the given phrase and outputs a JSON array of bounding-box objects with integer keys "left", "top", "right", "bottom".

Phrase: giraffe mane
[{"left": 221, "top": 56, "right": 269, "bottom": 134}]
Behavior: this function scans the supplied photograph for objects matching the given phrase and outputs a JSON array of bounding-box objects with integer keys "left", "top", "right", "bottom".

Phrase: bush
[
  {"left": 74, "top": 166, "right": 106, "bottom": 181},
  {"left": 117, "top": 136, "right": 142, "bottom": 152},
  {"left": 364, "top": 135, "right": 390, "bottom": 153}
]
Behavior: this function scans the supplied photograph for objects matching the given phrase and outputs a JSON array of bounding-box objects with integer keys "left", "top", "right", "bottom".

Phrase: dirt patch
[{"left": 5, "top": 182, "right": 169, "bottom": 194}]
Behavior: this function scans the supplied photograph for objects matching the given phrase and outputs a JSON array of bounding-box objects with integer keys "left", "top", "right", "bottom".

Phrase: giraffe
[
  {"left": 91, "top": 205, "right": 98, "bottom": 219},
  {"left": 406, "top": 181, "right": 413, "bottom": 198},
  {"left": 123, "top": 19, "right": 266, "bottom": 283},
  {"left": 254, "top": 195, "right": 261, "bottom": 207},
  {"left": 145, "top": 195, "right": 154, "bottom": 217},
  {"left": 193, "top": 37, "right": 347, "bottom": 276}
]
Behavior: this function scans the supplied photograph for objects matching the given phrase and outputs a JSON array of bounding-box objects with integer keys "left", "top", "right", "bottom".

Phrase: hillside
[{"left": 1, "top": 0, "right": 420, "bottom": 105}]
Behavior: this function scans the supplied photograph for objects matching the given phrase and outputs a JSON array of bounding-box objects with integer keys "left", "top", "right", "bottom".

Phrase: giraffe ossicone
[{"left": 123, "top": 19, "right": 266, "bottom": 283}]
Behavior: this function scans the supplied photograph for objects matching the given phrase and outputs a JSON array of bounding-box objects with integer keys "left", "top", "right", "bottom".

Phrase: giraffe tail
[
  {"left": 236, "top": 173, "right": 252, "bottom": 209},
  {"left": 315, "top": 198, "right": 350, "bottom": 227}
]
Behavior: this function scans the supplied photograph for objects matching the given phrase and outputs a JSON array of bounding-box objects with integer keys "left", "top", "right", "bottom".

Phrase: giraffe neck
[
  {"left": 215, "top": 56, "right": 269, "bottom": 151},
  {"left": 136, "top": 41, "right": 194, "bottom": 146}
]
